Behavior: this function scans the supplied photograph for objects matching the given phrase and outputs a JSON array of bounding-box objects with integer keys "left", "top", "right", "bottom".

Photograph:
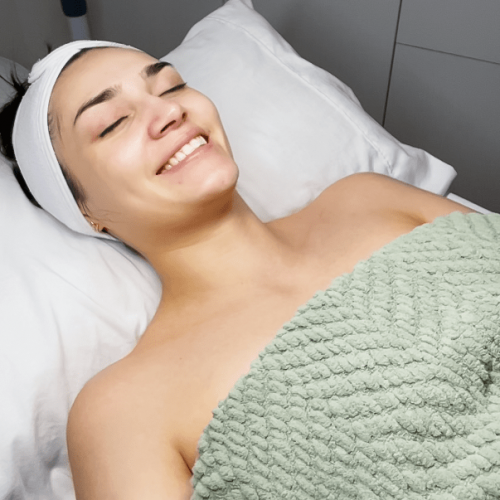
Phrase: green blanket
[{"left": 191, "top": 212, "right": 500, "bottom": 500}]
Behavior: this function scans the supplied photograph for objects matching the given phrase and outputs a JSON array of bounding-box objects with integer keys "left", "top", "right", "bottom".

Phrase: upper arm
[
  {"left": 67, "top": 372, "right": 193, "bottom": 500},
  {"left": 336, "top": 172, "right": 478, "bottom": 223}
]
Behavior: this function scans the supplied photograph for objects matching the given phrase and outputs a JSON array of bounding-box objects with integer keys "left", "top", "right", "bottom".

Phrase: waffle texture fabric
[{"left": 191, "top": 211, "right": 500, "bottom": 500}]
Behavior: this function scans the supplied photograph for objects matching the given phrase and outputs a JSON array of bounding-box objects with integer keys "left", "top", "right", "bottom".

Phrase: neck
[{"left": 140, "top": 194, "right": 303, "bottom": 310}]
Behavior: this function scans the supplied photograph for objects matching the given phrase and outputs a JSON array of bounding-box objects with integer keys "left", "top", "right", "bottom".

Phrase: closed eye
[
  {"left": 99, "top": 116, "right": 128, "bottom": 138},
  {"left": 160, "top": 82, "right": 187, "bottom": 96},
  {"left": 98, "top": 82, "right": 187, "bottom": 138}
]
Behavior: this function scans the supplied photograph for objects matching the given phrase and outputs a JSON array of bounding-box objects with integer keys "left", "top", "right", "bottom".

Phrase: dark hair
[{"left": 0, "top": 47, "right": 103, "bottom": 214}]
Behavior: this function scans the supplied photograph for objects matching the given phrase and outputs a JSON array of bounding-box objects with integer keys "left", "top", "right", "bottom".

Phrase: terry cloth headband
[{"left": 13, "top": 40, "right": 142, "bottom": 239}]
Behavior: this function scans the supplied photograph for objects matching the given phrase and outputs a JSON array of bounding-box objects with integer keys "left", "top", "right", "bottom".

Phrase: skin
[
  {"left": 50, "top": 47, "right": 308, "bottom": 311},
  {"left": 50, "top": 48, "right": 478, "bottom": 499}
]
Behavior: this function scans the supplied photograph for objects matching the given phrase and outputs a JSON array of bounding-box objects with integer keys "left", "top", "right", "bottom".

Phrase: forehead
[{"left": 49, "top": 47, "right": 159, "bottom": 122}]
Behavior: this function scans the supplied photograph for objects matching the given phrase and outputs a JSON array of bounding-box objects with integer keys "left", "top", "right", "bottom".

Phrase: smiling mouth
[{"left": 156, "top": 135, "right": 208, "bottom": 174}]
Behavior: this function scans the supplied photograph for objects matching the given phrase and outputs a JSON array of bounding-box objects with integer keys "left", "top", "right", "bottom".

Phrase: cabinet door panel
[
  {"left": 398, "top": 0, "right": 500, "bottom": 64},
  {"left": 385, "top": 44, "right": 500, "bottom": 213},
  {"left": 252, "top": 0, "right": 401, "bottom": 124}
]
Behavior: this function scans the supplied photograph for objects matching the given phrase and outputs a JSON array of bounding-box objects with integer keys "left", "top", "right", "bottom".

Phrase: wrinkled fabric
[{"left": 192, "top": 212, "right": 500, "bottom": 499}]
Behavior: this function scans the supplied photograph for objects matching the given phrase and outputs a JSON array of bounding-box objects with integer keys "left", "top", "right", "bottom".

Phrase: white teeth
[
  {"left": 174, "top": 151, "right": 187, "bottom": 162},
  {"left": 181, "top": 142, "right": 195, "bottom": 156},
  {"left": 169, "top": 135, "right": 206, "bottom": 165},
  {"left": 160, "top": 135, "right": 207, "bottom": 173}
]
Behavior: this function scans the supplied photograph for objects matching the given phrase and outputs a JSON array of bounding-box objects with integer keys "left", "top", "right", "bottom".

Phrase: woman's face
[{"left": 49, "top": 47, "right": 238, "bottom": 246}]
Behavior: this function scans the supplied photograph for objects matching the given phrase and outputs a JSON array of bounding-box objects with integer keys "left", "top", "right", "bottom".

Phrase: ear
[{"left": 83, "top": 214, "right": 102, "bottom": 233}]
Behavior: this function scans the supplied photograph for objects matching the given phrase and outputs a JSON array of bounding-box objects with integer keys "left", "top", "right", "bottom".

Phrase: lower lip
[{"left": 157, "top": 137, "right": 212, "bottom": 176}]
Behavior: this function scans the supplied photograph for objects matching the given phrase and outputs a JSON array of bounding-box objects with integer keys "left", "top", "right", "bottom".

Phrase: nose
[{"left": 147, "top": 95, "right": 185, "bottom": 139}]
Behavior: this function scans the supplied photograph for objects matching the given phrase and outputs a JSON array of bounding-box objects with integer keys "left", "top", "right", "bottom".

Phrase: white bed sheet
[{"left": 446, "top": 192, "right": 492, "bottom": 214}]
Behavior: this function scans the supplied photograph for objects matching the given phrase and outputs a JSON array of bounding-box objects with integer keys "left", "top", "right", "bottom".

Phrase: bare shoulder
[
  {"left": 67, "top": 360, "right": 193, "bottom": 500},
  {"left": 322, "top": 172, "right": 479, "bottom": 223}
]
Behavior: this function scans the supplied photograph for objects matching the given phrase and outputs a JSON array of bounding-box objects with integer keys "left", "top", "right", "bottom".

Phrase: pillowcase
[
  {"left": 0, "top": 59, "right": 162, "bottom": 499},
  {"left": 164, "top": 0, "right": 457, "bottom": 222},
  {"left": 0, "top": 0, "right": 458, "bottom": 498}
]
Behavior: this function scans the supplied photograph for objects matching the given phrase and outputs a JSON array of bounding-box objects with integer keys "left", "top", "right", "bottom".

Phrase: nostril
[{"left": 161, "top": 120, "right": 176, "bottom": 134}]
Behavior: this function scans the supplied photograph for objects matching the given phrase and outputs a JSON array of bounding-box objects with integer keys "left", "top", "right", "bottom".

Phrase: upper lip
[{"left": 155, "top": 128, "right": 208, "bottom": 174}]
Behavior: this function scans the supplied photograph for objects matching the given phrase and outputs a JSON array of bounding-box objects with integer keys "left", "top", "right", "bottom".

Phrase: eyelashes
[
  {"left": 159, "top": 82, "right": 187, "bottom": 96},
  {"left": 98, "top": 82, "right": 188, "bottom": 138},
  {"left": 99, "top": 116, "right": 127, "bottom": 138}
]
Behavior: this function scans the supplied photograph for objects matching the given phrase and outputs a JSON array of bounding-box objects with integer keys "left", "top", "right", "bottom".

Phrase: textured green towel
[{"left": 191, "top": 212, "right": 500, "bottom": 500}]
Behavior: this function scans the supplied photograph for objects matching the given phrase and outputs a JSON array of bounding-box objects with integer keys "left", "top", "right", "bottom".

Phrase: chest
[{"left": 151, "top": 212, "right": 423, "bottom": 471}]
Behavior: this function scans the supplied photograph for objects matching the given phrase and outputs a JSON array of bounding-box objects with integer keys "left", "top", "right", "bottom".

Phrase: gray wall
[
  {"left": 252, "top": 0, "right": 401, "bottom": 125},
  {"left": 85, "top": 0, "right": 222, "bottom": 59},
  {"left": 0, "top": 0, "right": 224, "bottom": 68},
  {"left": 384, "top": 0, "right": 500, "bottom": 213},
  {"left": 252, "top": 0, "right": 500, "bottom": 213},
  {"left": 0, "top": 0, "right": 71, "bottom": 68}
]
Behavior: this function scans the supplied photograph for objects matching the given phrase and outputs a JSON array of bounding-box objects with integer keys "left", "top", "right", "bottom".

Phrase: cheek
[
  {"left": 87, "top": 132, "right": 144, "bottom": 182},
  {"left": 191, "top": 94, "right": 233, "bottom": 157},
  {"left": 74, "top": 146, "right": 138, "bottom": 214}
]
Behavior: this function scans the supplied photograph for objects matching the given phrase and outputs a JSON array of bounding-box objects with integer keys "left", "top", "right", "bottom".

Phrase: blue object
[{"left": 60, "top": 0, "right": 87, "bottom": 18}]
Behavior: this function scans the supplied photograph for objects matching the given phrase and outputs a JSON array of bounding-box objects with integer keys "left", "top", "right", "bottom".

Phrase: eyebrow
[{"left": 73, "top": 61, "right": 172, "bottom": 126}]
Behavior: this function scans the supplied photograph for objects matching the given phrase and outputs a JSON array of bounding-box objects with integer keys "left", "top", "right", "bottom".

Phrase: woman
[{"left": 1, "top": 40, "right": 487, "bottom": 499}]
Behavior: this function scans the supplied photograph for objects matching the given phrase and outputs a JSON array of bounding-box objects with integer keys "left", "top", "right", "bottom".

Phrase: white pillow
[
  {"left": 0, "top": 61, "right": 161, "bottom": 499},
  {"left": 0, "top": 0, "right": 457, "bottom": 498},
  {"left": 164, "top": 0, "right": 457, "bottom": 222}
]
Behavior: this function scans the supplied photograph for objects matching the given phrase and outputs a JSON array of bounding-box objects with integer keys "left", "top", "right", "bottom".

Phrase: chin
[
  {"left": 199, "top": 169, "right": 239, "bottom": 209},
  {"left": 192, "top": 154, "right": 239, "bottom": 195}
]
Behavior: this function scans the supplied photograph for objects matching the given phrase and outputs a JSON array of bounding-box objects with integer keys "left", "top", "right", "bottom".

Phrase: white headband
[{"left": 13, "top": 40, "right": 141, "bottom": 239}]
